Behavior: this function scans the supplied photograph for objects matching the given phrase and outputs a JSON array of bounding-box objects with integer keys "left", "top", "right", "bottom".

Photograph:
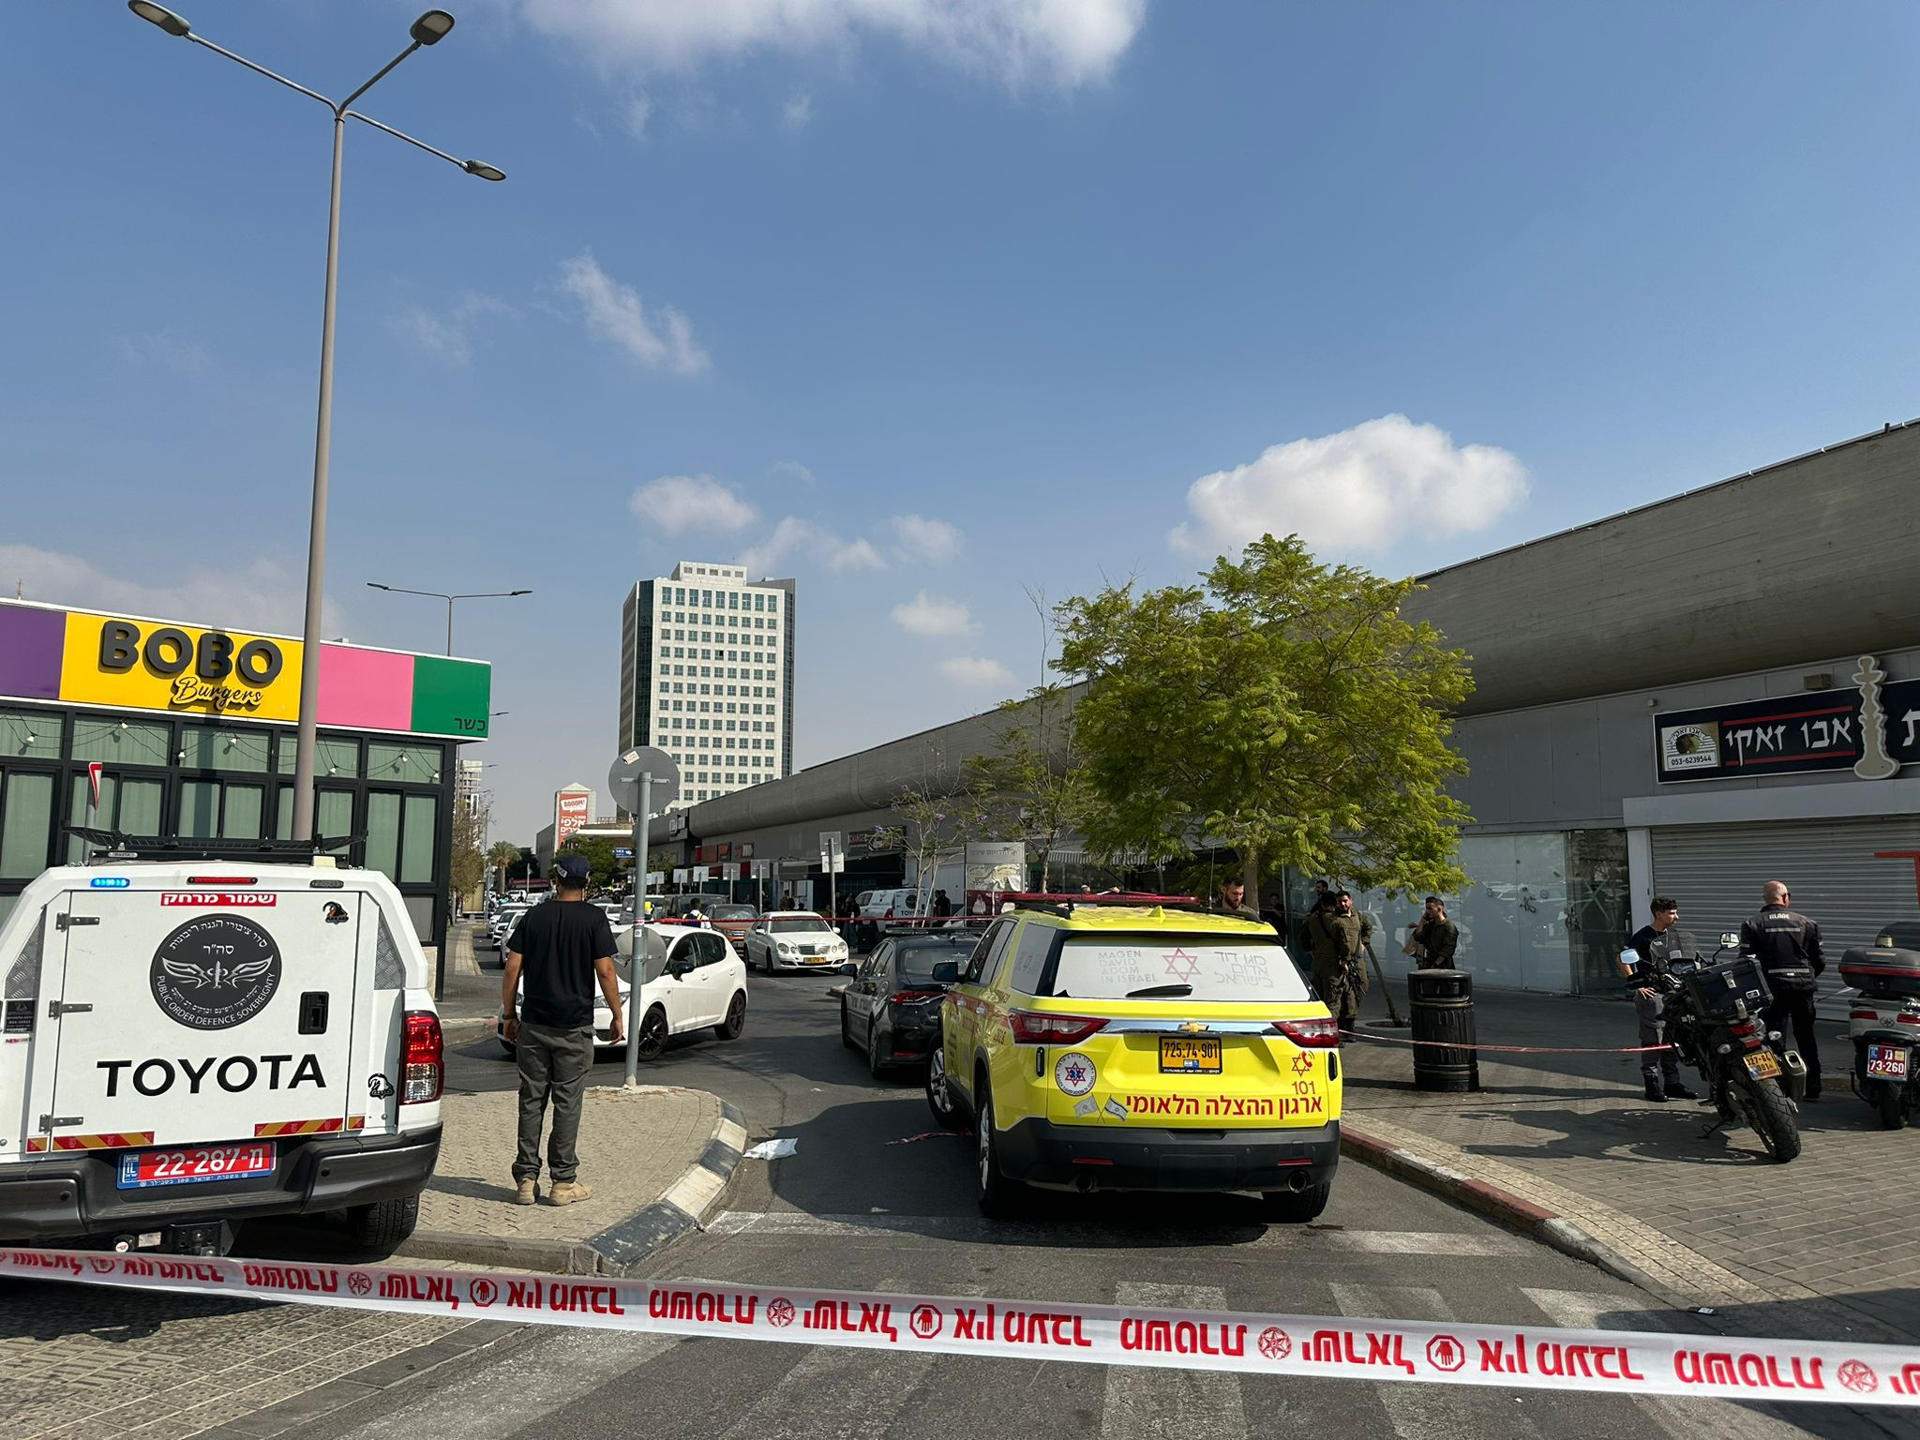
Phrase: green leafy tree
[
  {"left": 1055, "top": 534, "right": 1473, "bottom": 907},
  {"left": 555, "top": 834, "right": 624, "bottom": 893},
  {"left": 486, "top": 840, "right": 521, "bottom": 891},
  {"left": 450, "top": 799, "right": 488, "bottom": 911}
]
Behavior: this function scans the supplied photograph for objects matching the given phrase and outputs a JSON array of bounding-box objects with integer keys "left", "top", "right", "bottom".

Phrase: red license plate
[{"left": 116, "top": 1143, "right": 275, "bottom": 1190}]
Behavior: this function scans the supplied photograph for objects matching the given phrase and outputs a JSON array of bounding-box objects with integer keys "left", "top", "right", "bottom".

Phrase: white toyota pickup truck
[{"left": 0, "top": 854, "right": 442, "bottom": 1256}]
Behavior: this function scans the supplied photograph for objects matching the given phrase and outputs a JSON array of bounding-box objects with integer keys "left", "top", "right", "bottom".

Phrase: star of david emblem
[
  {"left": 1062, "top": 1059, "right": 1089, "bottom": 1087},
  {"left": 1291, "top": 1052, "right": 1314, "bottom": 1076},
  {"left": 1163, "top": 946, "right": 1201, "bottom": 983}
]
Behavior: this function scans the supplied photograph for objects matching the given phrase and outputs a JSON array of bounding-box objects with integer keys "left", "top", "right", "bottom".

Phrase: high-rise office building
[{"left": 618, "top": 561, "right": 794, "bottom": 809}]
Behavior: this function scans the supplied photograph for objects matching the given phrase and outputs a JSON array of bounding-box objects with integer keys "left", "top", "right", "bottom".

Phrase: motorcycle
[
  {"left": 1628, "top": 932, "right": 1807, "bottom": 1163},
  {"left": 1839, "top": 921, "right": 1920, "bottom": 1131}
]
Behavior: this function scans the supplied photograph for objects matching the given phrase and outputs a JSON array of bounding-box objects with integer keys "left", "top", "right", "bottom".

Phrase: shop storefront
[{"left": 0, "top": 599, "right": 490, "bottom": 949}]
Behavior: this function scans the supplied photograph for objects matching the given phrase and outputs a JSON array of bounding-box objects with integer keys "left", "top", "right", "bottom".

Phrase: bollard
[{"left": 1407, "top": 968, "right": 1479, "bottom": 1092}]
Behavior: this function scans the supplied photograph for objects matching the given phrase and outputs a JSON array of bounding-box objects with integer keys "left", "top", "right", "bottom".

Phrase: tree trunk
[{"left": 1242, "top": 846, "right": 1261, "bottom": 909}]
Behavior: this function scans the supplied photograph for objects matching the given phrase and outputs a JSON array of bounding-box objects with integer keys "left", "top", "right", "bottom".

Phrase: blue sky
[{"left": 5, "top": 1, "right": 1920, "bottom": 840}]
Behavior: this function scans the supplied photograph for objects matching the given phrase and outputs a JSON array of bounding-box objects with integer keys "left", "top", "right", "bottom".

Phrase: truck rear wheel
[{"left": 345, "top": 1193, "right": 420, "bottom": 1253}]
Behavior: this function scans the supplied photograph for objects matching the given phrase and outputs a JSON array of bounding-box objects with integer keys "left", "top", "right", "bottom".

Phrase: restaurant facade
[{"left": 0, "top": 598, "right": 491, "bottom": 950}]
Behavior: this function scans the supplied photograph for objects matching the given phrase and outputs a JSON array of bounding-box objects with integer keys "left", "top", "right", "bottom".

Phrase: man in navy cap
[{"left": 502, "top": 854, "right": 624, "bottom": 1206}]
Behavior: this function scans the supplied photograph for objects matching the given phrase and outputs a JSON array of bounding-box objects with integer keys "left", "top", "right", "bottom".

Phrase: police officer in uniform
[
  {"left": 1622, "top": 896, "right": 1698, "bottom": 1102},
  {"left": 1739, "top": 880, "right": 1825, "bottom": 1100}
]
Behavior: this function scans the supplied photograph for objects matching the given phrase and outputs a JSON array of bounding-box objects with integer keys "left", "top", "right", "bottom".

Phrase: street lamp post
[
  {"left": 127, "top": 4, "right": 505, "bottom": 844},
  {"left": 365, "top": 583, "right": 532, "bottom": 655}
]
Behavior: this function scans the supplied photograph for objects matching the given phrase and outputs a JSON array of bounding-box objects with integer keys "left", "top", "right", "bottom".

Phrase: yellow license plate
[
  {"left": 1743, "top": 1049, "right": 1781, "bottom": 1080},
  {"left": 1159, "top": 1036, "right": 1222, "bottom": 1074}
]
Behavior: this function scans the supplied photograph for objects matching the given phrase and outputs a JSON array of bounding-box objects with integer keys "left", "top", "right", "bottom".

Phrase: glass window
[
  {"left": 366, "top": 791, "right": 402, "bottom": 879},
  {"left": 367, "top": 742, "right": 442, "bottom": 785},
  {"left": 965, "top": 918, "right": 1012, "bottom": 984},
  {"left": 1009, "top": 921, "right": 1056, "bottom": 993},
  {"left": 178, "top": 780, "right": 220, "bottom": 839},
  {"left": 273, "top": 735, "right": 360, "bottom": 777},
  {"left": 181, "top": 724, "right": 271, "bottom": 774},
  {"left": 223, "top": 784, "right": 264, "bottom": 840},
  {"left": 68, "top": 773, "right": 165, "bottom": 861},
  {"left": 0, "top": 710, "right": 61, "bottom": 761},
  {"left": 0, "top": 771, "right": 54, "bottom": 879},
  {"left": 273, "top": 787, "right": 353, "bottom": 849},
  {"left": 71, "top": 717, "right": 172, "bottom": 767},
  {"left": 401, "top": 793, "right": 437, "bottom": 884}
]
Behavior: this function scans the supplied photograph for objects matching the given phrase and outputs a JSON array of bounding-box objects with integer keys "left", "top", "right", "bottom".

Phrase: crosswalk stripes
[
  {"left": 712, "top": 1277, "right": 981, "bottom": 1440},
  {"left": 1101, "top": 1283, "right": 1252, "bottom": 1440},
  {"left": 705, "top": 1210, "right": 1531, "bottom": 1255},
  {"left": 1330, "top": 1283, "right": 1546, "bottom": 1440},
  {"left": 1519, "top": 1289, "right": 1817, "bottom": 1440}
]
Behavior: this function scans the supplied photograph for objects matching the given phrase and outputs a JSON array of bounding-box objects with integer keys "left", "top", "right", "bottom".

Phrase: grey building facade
[{"left": 652, "top": 421, "right": 1920, "bottom": 992}]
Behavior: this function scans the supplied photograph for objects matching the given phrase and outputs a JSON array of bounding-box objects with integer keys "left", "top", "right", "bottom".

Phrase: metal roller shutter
[{"left": 1651, "top": 817, "right": 1920, "bottom": 1003}]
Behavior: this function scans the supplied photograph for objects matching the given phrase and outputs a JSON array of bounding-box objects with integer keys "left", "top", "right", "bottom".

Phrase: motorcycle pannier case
[
  {"left": 1838, "top": 944, "right": 1920, "bottom": 1003},
  {"left": 1682, "top": 956, "right": 1772, "bottom": 1023}
]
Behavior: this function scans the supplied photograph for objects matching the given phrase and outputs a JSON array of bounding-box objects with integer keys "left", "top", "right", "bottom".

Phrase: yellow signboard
[{"left": 59, "top": 611, "right": 305, "bottom": 722}]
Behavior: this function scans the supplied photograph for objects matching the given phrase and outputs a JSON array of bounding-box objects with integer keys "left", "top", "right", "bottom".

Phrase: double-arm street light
[
  {"left": 365, "top": 583, "right": 532, "bottom": 655},
  {"left": 127, "top": 3, "right": 505, "bottom": 843}
]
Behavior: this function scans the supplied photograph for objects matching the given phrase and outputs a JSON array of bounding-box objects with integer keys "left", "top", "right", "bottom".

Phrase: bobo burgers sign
[{"left": 64, "top": 612, "right": 301, "bottom": 721}]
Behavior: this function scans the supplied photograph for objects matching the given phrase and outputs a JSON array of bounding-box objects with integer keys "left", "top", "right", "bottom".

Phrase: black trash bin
[{"left": 1407, "top": 969, "right": 1479, "bottom": 1092}]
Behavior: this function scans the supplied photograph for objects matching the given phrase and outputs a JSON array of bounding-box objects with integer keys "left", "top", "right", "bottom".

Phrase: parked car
[
  {"left": 495, "top": 923, "right": 746, "bottom": 1062},
  {"left": 841, "top": 932, "right": 974, "bottom": 1076},
  {"left": 929, "top": 899, "right": 1341, "bottom": 1220},
  {"left": 0, "top": 853, "right": 443, "bottom": 1256},
  {"left": 743, "top": 912, "right": 851, "bottom": 974},
  {"left": 487, "top": 902, "right": 530, "bottom": 950},
  {"left": 701, "top": 902, "right": 761, "bottom": 955}
]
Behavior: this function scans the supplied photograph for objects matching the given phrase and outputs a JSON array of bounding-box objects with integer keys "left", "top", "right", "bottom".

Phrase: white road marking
[
  {"left": 706, "top": 1210, "right": 1528, "bottom": 1254},
  {"left": 1520, "top": 1289, "right": 1813, "bottom": 1440},
  {"left": 1331, "top": 1283, "right": 1543, "bottom": 1440},
  {"left": 334, "top": 1329, "right": 679, "bottom": 1440},
  {"left": 1102, "top": 1283, "right": 1249, "bottom": 1440}
]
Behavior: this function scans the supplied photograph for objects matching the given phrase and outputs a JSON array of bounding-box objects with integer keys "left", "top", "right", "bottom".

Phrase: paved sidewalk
[
  {"left": 1339, "top": 986, "right": 1919, "bottom": 1344},
  {"left": 404, "top": 1084, "right": 741, "bottom": 1274}
]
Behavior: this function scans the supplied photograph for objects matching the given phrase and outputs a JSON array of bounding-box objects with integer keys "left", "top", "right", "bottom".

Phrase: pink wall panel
[{"left": 316, "top": 644, "right": 415, "bottom": 730}]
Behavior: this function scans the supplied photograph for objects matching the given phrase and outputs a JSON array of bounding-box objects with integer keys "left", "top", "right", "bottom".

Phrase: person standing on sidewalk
[
  {"left": 1622, "top": 896, "right": 1698, "bottom": 1103},
  {"left": 1308, "top": 891, "right": 1372, "bottom": 1029},
  {"left": 502, "top": 855, "right": 625, "bottom": 1207},
  {"left": 1408, "top": 896, "right": 1459, "bottom": 968},
  {"left": 1740, "top": 880, "right": 1825, "bottom": 1100}
]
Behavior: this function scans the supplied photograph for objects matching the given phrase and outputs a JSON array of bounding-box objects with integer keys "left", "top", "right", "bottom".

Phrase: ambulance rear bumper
[{"left": 0, "top": 1126, "right": 441, "bottom": 1243}]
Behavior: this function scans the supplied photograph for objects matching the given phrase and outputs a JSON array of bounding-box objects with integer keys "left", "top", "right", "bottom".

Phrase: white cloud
[
  {"left": 631, "top": 474, "right": 759, "bottom": 535},
  {"left": 558, "top": 253, "right": 710, "bottom": 376},
  {"left": 939, "top": 656, "right": 1016, "bottom": 688},
  {"left": 389, "top": 292, "right": 512, "bottom": 367},
  {"left": 738, "top": 517, "right": 886, "bottom": 576},
  {"left": 782, "top": 92, "right": 814, "bottom": 129},
  {"left": 623, "top": 92, "right": 655, "bottom": 139},
  {"left": 767, "top": 458, "right": 816, "bottom": 487},
  {"left": 114, "top": 331, "right": 212, "bottom": 377},
  {"left": 889, "top": 513, "right": 963, "bottom": 563},
  {"left": 0, "top": 544, "right": 340, "bottom": 636},
  {"left": 890, "top": 591, "right": 975, "bottom": 637},
  {"left": 1170, "top": 414, "right": 1530, "bottom": 559},
  {"left": 517, "top": 0, "right": 1147, "bottom": 89}
]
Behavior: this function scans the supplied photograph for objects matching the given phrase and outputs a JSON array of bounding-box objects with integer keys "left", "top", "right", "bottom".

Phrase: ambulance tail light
[
  {"left": 401, "top": 1011, "right": 443, "bottom": 1103},
  {"left": 1009, "top": 1011, "right": 1109, "bottom": 1045},
  {"left": 1271, "top": 1018, "right": 1342, "bottom": 1048}
]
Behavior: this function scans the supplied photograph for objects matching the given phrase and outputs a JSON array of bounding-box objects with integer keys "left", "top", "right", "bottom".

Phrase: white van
[{"left": 0, "top": 856, "right": 442, "bottom": 1256}]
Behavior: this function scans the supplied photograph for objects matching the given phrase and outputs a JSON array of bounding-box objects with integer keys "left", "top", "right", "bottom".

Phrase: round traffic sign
[{"left": 608, "top": 747, "right": 680, "bottom": 814}]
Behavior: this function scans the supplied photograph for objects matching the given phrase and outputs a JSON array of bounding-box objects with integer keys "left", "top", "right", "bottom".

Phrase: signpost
[
  {"left": 820, "top": 831, "right": 845, "bottom": 923},
  {"left": 608, "top": 747, "right": 681, "bottom": 1090}
]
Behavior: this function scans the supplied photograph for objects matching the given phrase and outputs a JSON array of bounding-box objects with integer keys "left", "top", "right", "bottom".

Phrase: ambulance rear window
[{"left": 1046, "top": 934, "right": 1309, "bottom": 1003}]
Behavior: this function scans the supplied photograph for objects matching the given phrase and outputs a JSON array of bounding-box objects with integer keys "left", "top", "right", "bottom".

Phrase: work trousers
[
  {"left": 1764, "top": 988, "right": 1822, "bottom": 1095},
  {"left": 1634, "top": 991, "right": 1685, "bottom": 1089},
  {"left": 513, "top": 1021, "right": 596, "bottom": 1183}
]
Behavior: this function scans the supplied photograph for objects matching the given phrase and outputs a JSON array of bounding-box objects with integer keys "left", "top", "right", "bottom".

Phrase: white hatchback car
[
  {"left": 743, "top": 911, "right": 851, "bottom": 974},
  {"left": 495, "top": 922, "right": 747, "bottom": 1062}
]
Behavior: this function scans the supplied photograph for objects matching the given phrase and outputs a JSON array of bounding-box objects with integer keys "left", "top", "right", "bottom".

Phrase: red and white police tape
[{"left": 4, "top": 1246, "right": 1916, "bottom": 1408}]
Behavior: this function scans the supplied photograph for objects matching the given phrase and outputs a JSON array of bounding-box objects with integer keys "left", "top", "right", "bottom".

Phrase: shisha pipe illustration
[{"left": 1853, "top": 655, "right": 1901, "bottom": 780}]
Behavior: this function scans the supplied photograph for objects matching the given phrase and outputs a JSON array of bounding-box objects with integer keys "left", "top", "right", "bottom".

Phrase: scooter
[{"left": 1839, "top": 925, "right": 1920, "bottom": 1131}]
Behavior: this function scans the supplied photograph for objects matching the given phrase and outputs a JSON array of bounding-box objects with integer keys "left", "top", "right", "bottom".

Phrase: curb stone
[{"left": 395, "top": 1095, "right": 746, "bottom": 1278}]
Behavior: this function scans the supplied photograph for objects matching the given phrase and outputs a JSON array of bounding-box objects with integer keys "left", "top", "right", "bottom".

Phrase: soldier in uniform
[
  {"left": 1308, "top": 890, "right": 1372, "bottom": 1028},
  {"left": 1408, "top": 895, "right": 1459, "bottom": 968},
  {"left": 1622, "top": 896, "right": 1698, "bottom": 1103},
  {"left": 1210, "top": 875, "right": 1261, "bottom": 920},
  {"left": 1740, "top": 880, "right": 1825, "bottom": 1100}
]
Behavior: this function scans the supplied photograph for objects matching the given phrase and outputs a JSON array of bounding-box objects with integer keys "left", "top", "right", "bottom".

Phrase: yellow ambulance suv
[{"left": 926, "top": 897, "right": 1341, "bottom": 1220}]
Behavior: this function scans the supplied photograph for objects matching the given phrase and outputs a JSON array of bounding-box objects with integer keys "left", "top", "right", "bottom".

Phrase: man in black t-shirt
[
  {"left": 503, "top": 856, "right": 624, "bottom": 1207},
  {"left": 1621, "top": 896, "right": 1698, "bottom": 1103}
]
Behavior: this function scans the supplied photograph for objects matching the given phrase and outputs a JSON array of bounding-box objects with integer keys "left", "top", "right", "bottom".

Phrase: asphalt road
[{"left": 288, "top": 963, "right": 1874, "bottom": 1440}]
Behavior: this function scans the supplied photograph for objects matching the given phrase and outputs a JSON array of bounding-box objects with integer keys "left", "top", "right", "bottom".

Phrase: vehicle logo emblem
[
  {"left": 1054, "top": 1051, "right": 1097, "bottom": 1096},
  {"left": 1179, "top": 1021, "right": 1208, "bottom": 1034},
  {"left": 1291, "top": 1053, "right": 1315, "bottom": 1076},
  {"left": 149, "top": 915, "right": 282, "bottom": 1031}
]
